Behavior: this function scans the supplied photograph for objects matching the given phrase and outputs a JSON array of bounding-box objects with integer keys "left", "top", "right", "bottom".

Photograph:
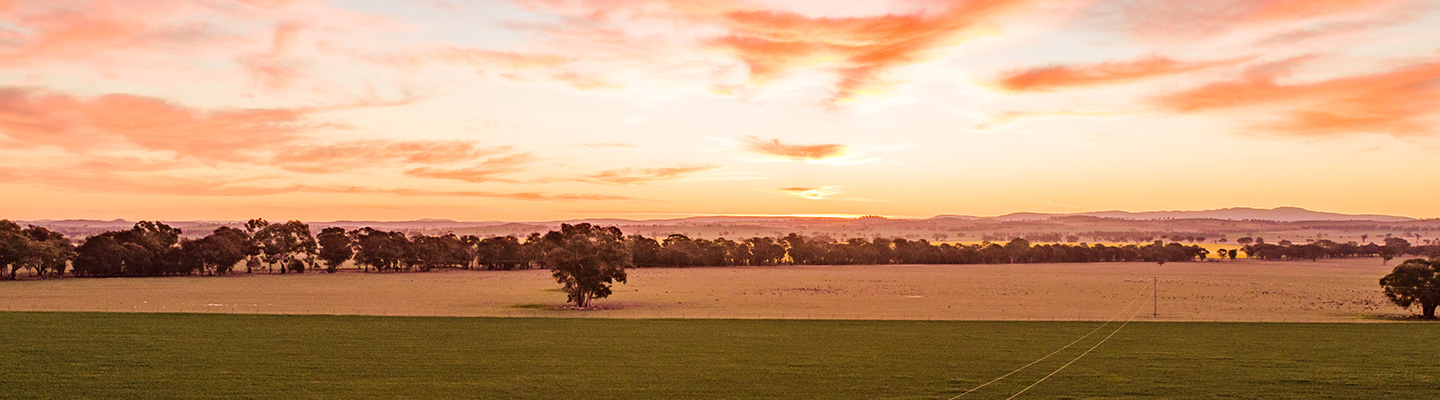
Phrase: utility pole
[{"left": 1153, "top": 276, "right": 1158, "bottom": 318}]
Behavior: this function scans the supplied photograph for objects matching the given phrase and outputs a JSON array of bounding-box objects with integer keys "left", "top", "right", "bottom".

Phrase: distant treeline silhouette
[
  {"left": 1238, "top": 236, "right": 1433, "bottom": 263},
  {"left": 0, "top": 218, "right": 1431, "bottom": 279}
]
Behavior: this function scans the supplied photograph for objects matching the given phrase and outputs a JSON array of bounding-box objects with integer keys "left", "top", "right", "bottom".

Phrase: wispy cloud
[
  {"left": 581, "top": 141, "right": 635, "bottom": 149},
  {"left": 0, "top": 87, "right": 313, "bottom": 160},
  {"left": 404, "top": 153, "right": 538, "bottom": 183},
  {"left": 1097, "top": 0, "right": 1415, "bottom": 40},
  {"left": 741, "top": 136, "right": 848, "bottom": 162},
  {"left": 995, "top": 56, "right": 1252, "bottom": 92},
  {"left": 273, "top": 141, "right": 525, "bottom": 174},
  {"left": 584, "top": 164, "right": 721, "bottom": 185},
  {"left": 1155, "top": 57, "right": 1440, "bottom": 136},
  {"left": 0, "top": 86, "right": 629, "bottom": 200},
  {"left": 508, "top": 0, "right": 1081, "bottom": 103}
]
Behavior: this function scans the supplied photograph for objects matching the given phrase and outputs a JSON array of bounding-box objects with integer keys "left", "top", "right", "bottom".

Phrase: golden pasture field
[{"left": 0, "top": 258, "right": 1407, "bottom": 322}]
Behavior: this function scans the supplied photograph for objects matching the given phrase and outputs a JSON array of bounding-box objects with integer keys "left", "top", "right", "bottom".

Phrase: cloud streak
[
  {"left": 0, "top": 87, "right": 311, "bottom": 160},
  {"left": 0, "top": 86, "right": 625, "bottom": 200},
  {"left": 996, "top": 56, "right": 1251, "bottom": 92},
  {"left": 512, "top": 0, "right": 1077, "bottom": 103},
  {"left": 1100, "top": 0, "right": 1414, "bottom": 39},
  {"left": 404, "top": 153, "right": 538, "bottom": 183},
  {"left": 0, "top": 165, "right": 631, "bottom": 201},
  {"left": 1155, "top": 58, "right": 1440, "bottom": 136},
  {"left": 741, "top": 136, "right": 848, "bottom": 162},
  {"left": 584, "top": 164, "right": 721, "bottom": 185}
]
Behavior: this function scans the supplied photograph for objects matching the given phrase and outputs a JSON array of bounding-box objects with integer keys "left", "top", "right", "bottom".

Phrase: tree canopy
[
  {"left": 538, "top": 223, "right": 632, "bottom": 308},
  {"left": 1380, "top": 257, "right": 1440, "bottom": 318}
]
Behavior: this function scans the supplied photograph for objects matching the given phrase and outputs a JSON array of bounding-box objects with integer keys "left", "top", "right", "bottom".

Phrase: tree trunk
[
  {"left": 575, "top": 290, "right": 589, "bottom": 308},
  {"left": 1424, "top": 302, "right": 1437, "bottom": 319}
]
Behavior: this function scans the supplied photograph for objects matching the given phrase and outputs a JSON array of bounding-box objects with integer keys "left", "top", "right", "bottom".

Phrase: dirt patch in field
[{"left": 0, "top": 259, "right": 1412, "bottom": 322}]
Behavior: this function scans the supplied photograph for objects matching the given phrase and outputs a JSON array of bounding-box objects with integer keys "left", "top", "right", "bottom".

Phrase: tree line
[
  {"left": 1239, "top": 237, "right": 1437, "bottom": 264},
  {"left": 8, "top": 218, "right": 1440, "bottom": 315},
  {"left": 0, "top": 218, "right": 1229, "bottom": 280}
]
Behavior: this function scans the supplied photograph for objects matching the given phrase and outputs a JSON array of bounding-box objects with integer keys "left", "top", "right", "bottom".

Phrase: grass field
[{"left": 1, "top": 312, "right": 1436, "bottom": 399}]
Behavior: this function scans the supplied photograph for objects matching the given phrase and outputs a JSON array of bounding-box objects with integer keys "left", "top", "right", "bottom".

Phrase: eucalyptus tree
[
  {"left": 539, "top": 223, "right": 631, "bottom": 308},
  {"left": 316, "top": 227, "right": 353, "bottom": 273},
  {"left": 1380, "top": 257, "right": 1440, "bottom": 318},
  {"left": 254, "top": 220, "right": 317, "bottom": 273}
]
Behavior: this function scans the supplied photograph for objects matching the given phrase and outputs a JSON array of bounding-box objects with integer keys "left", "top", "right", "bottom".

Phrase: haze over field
[{"left": 3, "top": 1, "right": 1440, "bottom": 221}]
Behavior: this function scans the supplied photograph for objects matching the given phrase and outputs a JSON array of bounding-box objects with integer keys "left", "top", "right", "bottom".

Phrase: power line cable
[
  {"left": 1005, "top": 285, "right": 1152, "bottom": 399},
  {"left": 948, "top": 285, "right": 1150, "bottom": 399}
]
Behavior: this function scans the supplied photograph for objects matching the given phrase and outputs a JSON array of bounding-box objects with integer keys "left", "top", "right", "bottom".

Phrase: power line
[
  {"left": 1006, "top": 285, "right": 1151, "bottom": 399},
  {"left": 948, "top": 285, "right": 1150, "bottom": 399}
]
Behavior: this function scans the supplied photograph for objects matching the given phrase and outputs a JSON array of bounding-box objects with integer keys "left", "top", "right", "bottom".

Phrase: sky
[{"left": 2, "top": 0, "right": 1439, "bottom": 221}]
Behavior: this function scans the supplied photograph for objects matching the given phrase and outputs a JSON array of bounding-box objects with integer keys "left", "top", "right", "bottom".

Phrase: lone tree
[
  {"left": 1379, "top": 258, "right": 1440, "bottom": 319},
  {"left": 540, "top": 223, "right": 631, "bottom": 308}
]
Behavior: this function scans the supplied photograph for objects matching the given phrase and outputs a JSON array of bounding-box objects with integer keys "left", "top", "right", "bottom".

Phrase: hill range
[{"left": 15, "top": 207, "right": 1436, "bottom": 244}]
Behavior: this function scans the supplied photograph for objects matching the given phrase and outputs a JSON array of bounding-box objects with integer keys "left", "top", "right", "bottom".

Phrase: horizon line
[{"left": 9, "top": 206, "right": 1430, "bottom": 224}]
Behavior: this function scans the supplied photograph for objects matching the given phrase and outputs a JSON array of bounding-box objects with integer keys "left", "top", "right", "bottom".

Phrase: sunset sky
[{"left": 2, "top": 0, "right": 1439, "bottom": 221}]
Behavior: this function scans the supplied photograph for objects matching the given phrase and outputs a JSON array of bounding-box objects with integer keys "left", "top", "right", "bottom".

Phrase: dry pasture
[{"left": 0, "top": 258, "right": 1408, "bottom": 322}]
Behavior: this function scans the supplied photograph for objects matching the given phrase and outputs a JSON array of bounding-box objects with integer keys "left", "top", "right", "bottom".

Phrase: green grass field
[{"left": 1, "top": 312, "right": 1435, "bottom": 399}]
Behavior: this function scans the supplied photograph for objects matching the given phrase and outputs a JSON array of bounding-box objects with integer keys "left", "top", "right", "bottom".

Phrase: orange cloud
[
  {"left": 376, "top": 46, "right": 572, "bottom": 71},
  {"left": 1109, "top": 0, "right": 1413, "bottom": 39},
  {"left": 234, "top": 0, "right": 309, "bottom": 10},
  {"left": 584, "top": 164, "right": 720, "bottom": 185},
  {"left": 0, "top": 165, "right": 629, "bottom": 201},
  {"left": 404, "top": 153, "right": 539, "bottom": 183},
  {"left": 241, "top": 57, "right": 306, "bottom": 91},
  {"left": 0, "top": 1, "right": 295, "bottom": 68},
  {"left": 713, "top": 1, "right": 1040, "bottom": 101},
  {"left": 515, "top": 0, "right": 1064, "bottom": 102},
  {"left": 272, "top": 141, "right": 523, "bottom": 174},
  {"left": 1257, "top": 19, "right": 1388, "bottom": 45},
  {"left": 0, "top": 87, "right": 568, "bottom": 199},
  {"left": 1156, "top": 59, "right": 1440, "bottom": 136},
  {"left": 1242, "top": 0, "right": 1399, "bottom": 24},
  {"left": 0, "top": 87, "right": 310, "bottom": 160},
  {"left": 742, "top": 136, "right": 847, "bottom": 162},
  {"left": 237, "top": 21, "right": 309, "bottom": 91},
  {"left": 0, "top": 0, "right": 412, "bottom": 102},
  {"left": 310, "top": 187, "right": 631, "bottom": 201},
  {"left": 996, "top": 56, "right": 1250, "bottom": 92}
]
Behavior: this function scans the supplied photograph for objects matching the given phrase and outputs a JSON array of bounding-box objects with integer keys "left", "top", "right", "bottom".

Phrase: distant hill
[
  {"left": 14, "top": 207, "right": 1421, "bottom": 241},
  {"left": 987, "top": 207, "right": 1414, "bottom": 222}
]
